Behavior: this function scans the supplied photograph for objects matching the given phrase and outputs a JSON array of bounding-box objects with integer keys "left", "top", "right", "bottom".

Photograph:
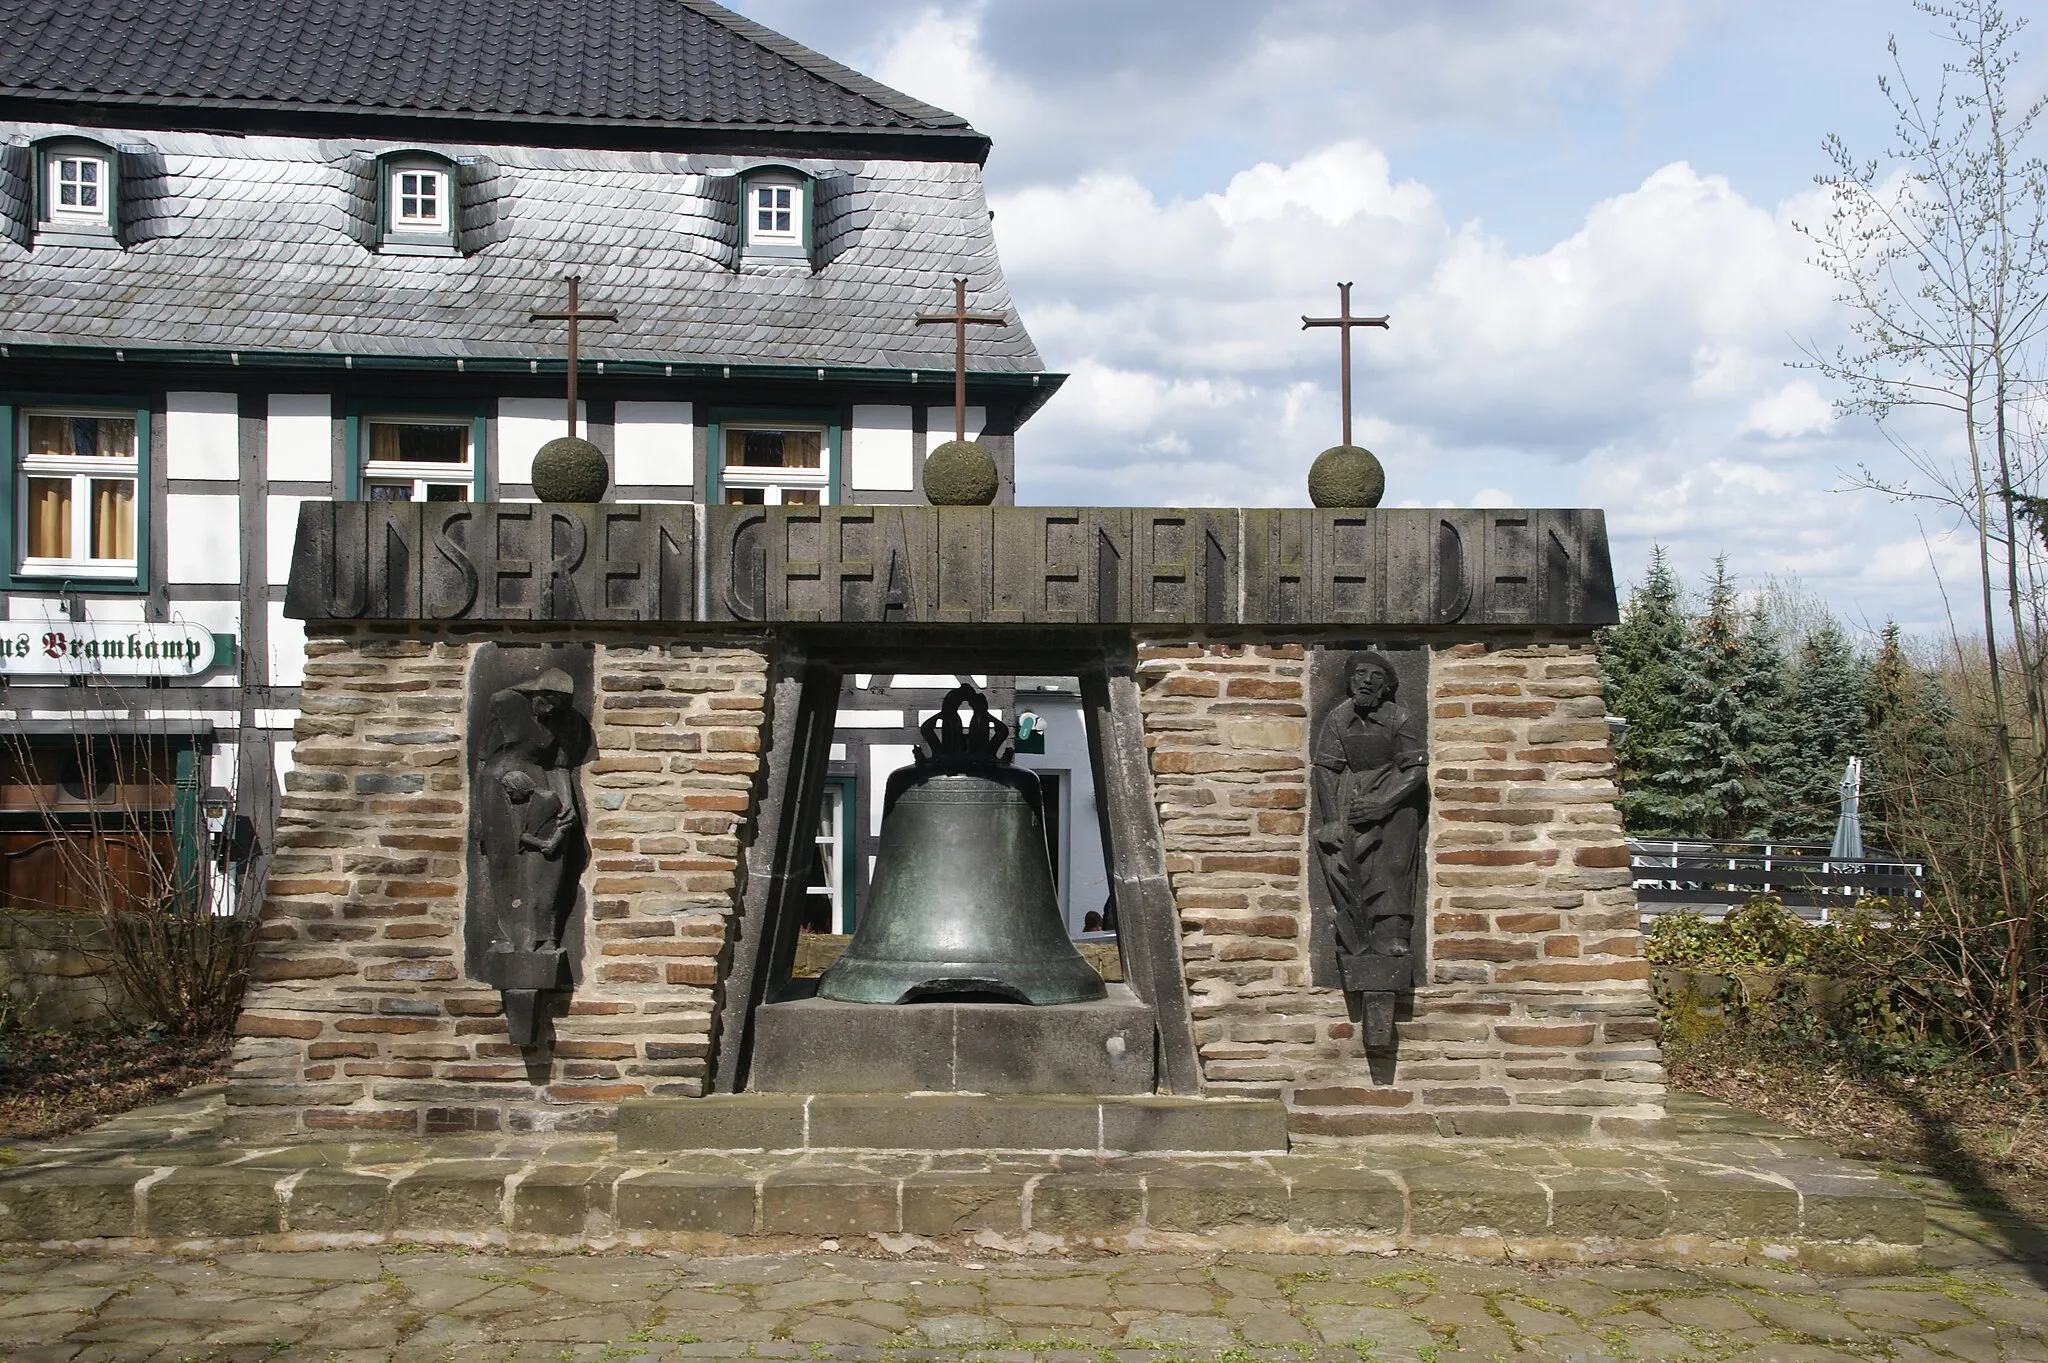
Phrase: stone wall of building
[
  {"left": 0, "top": 910, "right": 135, "bottom": 1029},
  {"left": 227, "top": 628, "right": 769, "bottom": 1140},
  {"left": 1138, "top": 635, "right": 1664, "bottom": 1141}
]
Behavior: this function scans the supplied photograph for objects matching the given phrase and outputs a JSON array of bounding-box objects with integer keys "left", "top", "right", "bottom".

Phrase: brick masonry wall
[
  {"left": 1138, "top": 635, "right": 1665, "bottom": 1141},
  {"left": 227, "top": 629, "right": 769, "bottom": 1140},
  {"left": 232, "top": 625, "right": 1657, "bottom": 1143}
]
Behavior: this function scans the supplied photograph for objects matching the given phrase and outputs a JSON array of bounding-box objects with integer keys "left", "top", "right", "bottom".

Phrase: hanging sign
[{"left": 0, "top": 620, "right": 221, "bottom": 678}]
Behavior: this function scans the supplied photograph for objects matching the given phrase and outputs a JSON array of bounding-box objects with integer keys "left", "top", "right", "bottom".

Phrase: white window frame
[
  {"left": 717, "top": 423, "right": 831, "bottom": 505},
  {"left": 749, "top": 177, "right": 800, "bottom": 245},
  {"left": 47, "top": 153, "right": 109, "bottom": 224},
  {"left": 360, "top": 416, "right": 473, "bottom": 503},
  {"left": 808, "top": 783, "right": 849, "bottom": 933},
  {"left": 16, "top": 407, "right": 140, "bottom": 580},
  {"left": 389, "top": 165, "right": 450, "bottom": 234}
]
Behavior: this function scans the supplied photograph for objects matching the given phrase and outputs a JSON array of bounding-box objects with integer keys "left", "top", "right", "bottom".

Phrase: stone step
[
  {"left": 614, "top": 1093, "right": 1290, "bottom": 1154},
  {"left": 0, "top": 1141, "right": 1925, "bottom": 1266},
  {"left": 0, "top": 1090, "right": 1928, "bottom": 1266}
]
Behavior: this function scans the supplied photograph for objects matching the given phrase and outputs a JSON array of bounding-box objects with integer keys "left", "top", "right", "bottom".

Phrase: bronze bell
[{"left": 818, "top": 684, "right": 1107, "bottom": 1005}]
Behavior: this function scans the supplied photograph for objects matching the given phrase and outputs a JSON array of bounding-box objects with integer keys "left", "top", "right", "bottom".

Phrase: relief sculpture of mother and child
[{"left": 466, "top": 653, "right": 592, "bottom": 1045}]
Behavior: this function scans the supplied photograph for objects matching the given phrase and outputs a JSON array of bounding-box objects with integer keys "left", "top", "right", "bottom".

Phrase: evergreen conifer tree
[
  {"left": 1599, "top": 546, "right": 1688, "bottom": 834},
  {"left": 1781, "top": 621, "right": 1872, "bottom": 842},
  {"left": 1634, "top": 559, "right": 1793, "bottom": 840},
  {"left": 1732, "top": 601, "right": 1800, "bottom": 840}
]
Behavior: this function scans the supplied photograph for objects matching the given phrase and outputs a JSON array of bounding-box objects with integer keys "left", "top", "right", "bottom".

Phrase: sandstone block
[
  {"left": 286, "top": 1173, "right": 391, "bottom": 1232},
  {"left": 145, "top": 1168, "right": 283, "bottom": 1238},
  {"left": 760, "top": 1166, "right": 899, "bottom": 1235},
  {"left": 1144, "top": 1164, "right": 1287, "bottom": 1230},
  {"left": 615, "top": 1170, "right": 756, "bottom": 1233},
  {"left": 901, "top": 1172, "right": 1024, "bottom": 1235},
  {"left": 0, "top": 1167, "right": 138, "bottom": 1241},
  {"left": 1030, "top": 1169, "right": 1143, "bottom": 1232}
]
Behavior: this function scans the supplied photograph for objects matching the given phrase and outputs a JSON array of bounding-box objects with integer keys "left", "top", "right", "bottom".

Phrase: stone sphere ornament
[
  {"left": 923, "top": 439, "right": 1000, "bottom": 506},
  {"left": 1308, "top": 444, "right": 1386, "bottom": 509},
  {"left": 531, "top": 436, "right": 610, "bottom": 503}
]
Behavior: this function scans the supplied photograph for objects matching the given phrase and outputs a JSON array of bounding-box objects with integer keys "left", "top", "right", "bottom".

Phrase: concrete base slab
[
  {"left": 749, "top": 985, "right": 1157, "bottom": 1093},
  {"left": 0, "top": 1084, "right": 1924, "bottom": 1269},
  {"left": 616, "top": 1092, "right": 1289, "bottom": 1153}
]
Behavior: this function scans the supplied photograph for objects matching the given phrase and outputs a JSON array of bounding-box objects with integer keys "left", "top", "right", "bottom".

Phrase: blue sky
[{"left": 731, "top": 0, "right": 2040, "bottom": 640}]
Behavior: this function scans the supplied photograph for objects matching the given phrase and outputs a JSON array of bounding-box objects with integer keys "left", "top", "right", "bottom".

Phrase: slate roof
[
  {"left": 0, "top": 0, "right": 981, "bottom": 153},
  {"left": 0, "top": 131, "right": 1045, "bottom": 372}
]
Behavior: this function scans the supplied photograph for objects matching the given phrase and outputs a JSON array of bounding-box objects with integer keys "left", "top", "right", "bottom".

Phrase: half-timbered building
[{"left": 0, "top": 0, "right": 1084, "bottom": 928}]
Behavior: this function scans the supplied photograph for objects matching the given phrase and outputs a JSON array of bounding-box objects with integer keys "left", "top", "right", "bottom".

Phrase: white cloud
[
  {"left": 754, "top": 1, "right": 1701, "bottom": 187},
  {"left": 1740, "top": 380, "right": 1837, "bottom": 439},
  {"left": 728, "top": 0, "right": 1967, "bottom": 634},
  {"left": 992, "top": 138, "right": 1958, "bottom": 631}
]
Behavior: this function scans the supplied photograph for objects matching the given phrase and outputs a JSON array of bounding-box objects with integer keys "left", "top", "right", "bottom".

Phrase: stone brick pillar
[
  {"left": 1138, "top": 634, "right": 1663, "bottom": 1140},
  {"left": 227, "top": 629, "right": 769, "bottom": 1139}
]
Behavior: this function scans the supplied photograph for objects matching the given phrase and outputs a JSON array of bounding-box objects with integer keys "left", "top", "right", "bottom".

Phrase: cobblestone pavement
[{"left": 3, "top": 1218, "right": 2047, "bottom": 1363}]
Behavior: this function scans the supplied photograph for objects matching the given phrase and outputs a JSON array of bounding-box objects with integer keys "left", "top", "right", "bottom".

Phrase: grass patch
[{"left": 0, "top": 1024, "right": 229, "bottom": 1141}]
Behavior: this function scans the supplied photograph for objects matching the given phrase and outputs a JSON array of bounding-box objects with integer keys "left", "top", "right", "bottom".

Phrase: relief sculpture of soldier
[
  {"left": 472, "top": 667, "right": 586, "bottom": 1043},
  {"left": 1312, "top": 651, "right": 1427, "bottom": 1043}
]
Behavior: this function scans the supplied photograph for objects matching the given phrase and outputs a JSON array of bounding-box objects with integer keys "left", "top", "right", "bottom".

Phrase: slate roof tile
[
  {"left": 0, "top": 129, "right": 1042, "bottom": 370},
  {"left": 0, "top": 0, "right": 970, "bottom": 137}
]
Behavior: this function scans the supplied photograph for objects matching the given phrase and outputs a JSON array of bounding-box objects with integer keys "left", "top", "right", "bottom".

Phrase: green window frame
[
  {"left": 342, "top": 400, "right": 489, "bottom": 502},
  {"left": 377, "top": 151, "right": 459, "bottom": 254},
  {"left": 0, "top": 394, "right": 154, "bottom": 594},
  {"left": 706, "top": 408, "right": 841, "bottom": 507},
  {"left": 33, "top": 136, "right": 120, "bottom": 242}
]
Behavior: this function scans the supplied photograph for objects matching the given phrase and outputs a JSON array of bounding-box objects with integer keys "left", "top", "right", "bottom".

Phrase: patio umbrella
[{"left": 1829, "top": 756, "right": 1864, "bottom": 861}]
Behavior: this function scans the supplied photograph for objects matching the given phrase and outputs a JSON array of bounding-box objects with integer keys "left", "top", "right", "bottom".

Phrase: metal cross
[
  {"left": 529, "top": 275, "right": 618, "bottom": 439},
  {"left": 915, "top": 277, "right": 1008, "bottom": 442},
  {"left": 1301, "top": 282, "right": 1390, "bottom": 448}
]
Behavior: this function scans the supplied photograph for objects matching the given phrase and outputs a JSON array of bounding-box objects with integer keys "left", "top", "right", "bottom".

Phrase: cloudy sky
[{"left": 732, "top": 0, "right": 2044, "bottom": 638}]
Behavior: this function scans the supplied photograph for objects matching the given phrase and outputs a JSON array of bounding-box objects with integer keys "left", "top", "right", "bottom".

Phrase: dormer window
[
  {"left": 751, "top": 178, "right": 798, "bottom": 244},
  {"left": 33, "top": 137, "right": 120, "bottom": 245},
  {"left": 392, "top": 167, "right": 447, "bottom": 233},
  {"left": 49, "top": 153, "right": 106, "bottom": 223},
  {"left": 739, "top": 167, "right": 811, "bottom": 261},
  {"left": 378, "top": 152, "right": 457, "bottom": 253}
]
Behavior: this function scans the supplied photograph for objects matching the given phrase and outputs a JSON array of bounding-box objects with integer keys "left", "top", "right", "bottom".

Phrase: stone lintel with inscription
[{"left": 283, "top": 502, "right": 1618, "bottom": 629}]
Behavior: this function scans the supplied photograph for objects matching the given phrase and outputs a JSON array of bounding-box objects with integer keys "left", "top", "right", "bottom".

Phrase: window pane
[
  {"left": 780, "top": 489, "right": 821, "bottom": 505},
  {"left": 27, "top": 414, "right": 133, "bottom": 458},
  {"left": 369, "top": 422, "right": 466, "bottom": 464},
  {"left": 25, "top": 415, "right": 65, "bottom": 457},
  {"left": 366, "top": 481, "right": 413, "bottom": 502},
  {"left": 725, "top": 487, "right": 766, "bottom": 505},
  {"left": 53, "top": 158, "right": 101, "bottom": 212},
  {"left": 425, "top": 483, "right": 468, "bottom": 502},
  {"left": 725, "top": 429, "right": 822, "bottom": 470},
  {"left": 394, "top": 169, "right": 442, "bottom": 225},
  {"left": 89, "top": 479, "right": 134, "bottom": 560},
  {"left": 753, "top": 184, "right": 796, "bottom": 236},
  {"left": 781, "top": 431, "right": 821, "bottom": 468},
  {"left": 27, "top": 478, "right": 70, "bottom": 558}
]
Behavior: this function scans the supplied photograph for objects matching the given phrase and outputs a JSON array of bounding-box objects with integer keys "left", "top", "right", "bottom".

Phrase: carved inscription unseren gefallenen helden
[{"left": 284, "top": 503, "right": 1618, "bottom": 629}]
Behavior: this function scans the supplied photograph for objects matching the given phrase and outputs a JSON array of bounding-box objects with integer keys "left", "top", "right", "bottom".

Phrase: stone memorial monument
[{"left": 231, "top": 502, "right": 1659, "bottom": 1146}]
